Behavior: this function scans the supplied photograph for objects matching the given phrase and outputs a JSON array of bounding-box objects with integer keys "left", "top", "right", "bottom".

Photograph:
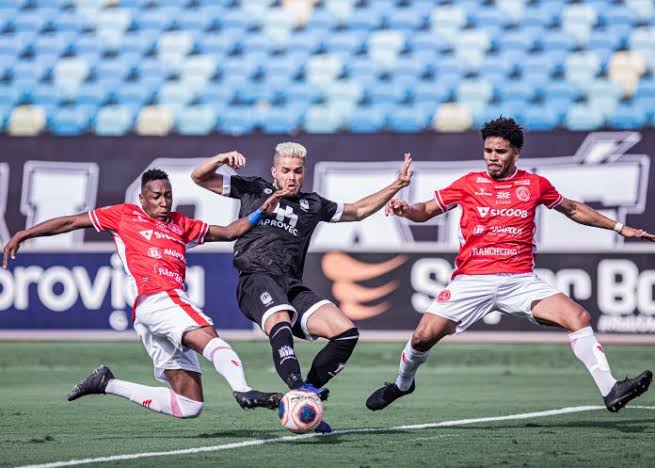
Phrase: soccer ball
[{"left": 278, "top": 389, "right": 324, "bottom": 434}]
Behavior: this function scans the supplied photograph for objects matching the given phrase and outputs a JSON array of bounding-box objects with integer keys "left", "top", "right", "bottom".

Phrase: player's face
[
  {"left": 272, "top": 156, "right": 304, "bottom": 196},
  {"left": 483, "top": 137, "right": 519, "bottom": 179},
  {"left": 139, "top": 179, "right": 173, "bottom": 221}
]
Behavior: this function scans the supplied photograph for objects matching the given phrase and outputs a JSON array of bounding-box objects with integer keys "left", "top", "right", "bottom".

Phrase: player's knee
[
  {"left": 175, "top": 394, "right": 204, "bottom": 419},
  {"left": 330, "top": 327, "right": 359, "bottom": 350},
  {"left": 570, "top": 307, "right": 592, "bottom": 331},
  {"left": 411, "top": 324, "right": 446, "bottom": 351}
]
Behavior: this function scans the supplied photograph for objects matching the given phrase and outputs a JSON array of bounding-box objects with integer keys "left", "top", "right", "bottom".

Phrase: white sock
[
  {"left": 202, "top": 337, "right": 251, "bottom": 393},
  {"left": 395, "top": 341, "right": 431, "bottom": 391},
  {"left": 105, "top": 379, "right": 203, "bottom": 418},
  {"left": 569, "top": 327, "right": 617, "bottom": 396}
]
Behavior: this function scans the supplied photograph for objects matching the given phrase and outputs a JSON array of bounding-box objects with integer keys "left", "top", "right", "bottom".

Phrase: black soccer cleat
[
  {"left": 67, "top": 364, "right": 114, "bottom": 401},
  {"left": 233, "top": 390, "right": 283, "bottom": 410},
  {"left": 366, "top": 380, "right": 416, "bottom": 411},
  {"left": 603, "top": 370, "right": 652, "bottom": 412},
  {"left": 285, "top": 372, "right": 304, "bottom": 390}
]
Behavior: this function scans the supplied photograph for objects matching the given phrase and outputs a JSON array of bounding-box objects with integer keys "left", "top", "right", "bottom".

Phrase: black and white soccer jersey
[{"left": 223, "top": 175, "right": 343, "bottom": 279}]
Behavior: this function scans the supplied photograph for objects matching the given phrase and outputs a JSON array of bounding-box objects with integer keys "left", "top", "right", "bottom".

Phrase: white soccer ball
[{"left": 278, "top": 389, "right": 324, "bottom": 434}]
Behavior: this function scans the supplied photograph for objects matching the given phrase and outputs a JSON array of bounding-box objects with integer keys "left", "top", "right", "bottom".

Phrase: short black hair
[
  {"left": 141, "top": 168, "right": 169, "bottom": 188},
  {"left": 480, "top": 116, "right": 524, "bottom": 149}
]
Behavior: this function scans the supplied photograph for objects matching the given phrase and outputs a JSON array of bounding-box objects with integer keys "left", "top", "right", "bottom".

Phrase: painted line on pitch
[{"left": 17, "top": 406, "right": 655, "bottom": 468}]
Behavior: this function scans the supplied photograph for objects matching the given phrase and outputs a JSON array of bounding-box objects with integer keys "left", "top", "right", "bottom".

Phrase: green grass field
[{"left": 1, "top": 341, "right": 654, "bottom": 468}]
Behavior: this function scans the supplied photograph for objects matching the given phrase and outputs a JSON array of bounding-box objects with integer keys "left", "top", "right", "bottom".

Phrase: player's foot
[
  {"left": 365, "top": 381, "right": 415, "bottom": 411},
  {"left": 314, "top": 419, "right": 332, "bottom": 434},
  {"left": 67, "top": 364, "right": 114, "bottom": 401},
  {"left": 286, "top": 372, "right": 304, "bottom": 390},
  {"left": 233, "top": 390, "right": 283, "bottom": 410},
  {"left": 603, "top": 370, "right": 652, "bottom": 412},
  {"left": 301, "top": 382, "right": 330, "bottom": 401}
]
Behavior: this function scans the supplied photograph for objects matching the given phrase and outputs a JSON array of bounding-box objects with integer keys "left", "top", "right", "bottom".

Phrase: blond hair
[{"left": 274, "top": 142, "right": 307, "bottom": 162}]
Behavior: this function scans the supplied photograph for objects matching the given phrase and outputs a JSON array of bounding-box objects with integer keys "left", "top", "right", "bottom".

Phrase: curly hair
[
  {"left": 480, "top": 116, "right": 524, "bottom": 149},
  {"left": 141, "top": 168, "right": 169, "bottom": 188}
]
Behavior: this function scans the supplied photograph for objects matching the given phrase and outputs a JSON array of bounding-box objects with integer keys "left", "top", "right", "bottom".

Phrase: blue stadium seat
[
  {"left": 260, "top": 107, "right": 302, "bottom": 134},
  {"left": 365, "top": 79, "right": 408, "bottom": 104},
  {"left": 94, "top": 58, "right": 133, "bottom": 82},
  {"left": 197, "top": 83, "right": 236, "bottom": 107},
  {"left": 94, "top": 105, "right": 135, "bottom": 136},
  {"left": 541, "top": 31, "right": 577, "bottom": 52},
  {"left": 543, "top": 80, "right": 582, "bottom": 102},
  {"left": 176, "top": 105, "right": 218, "bottom": 135},
  {"left": 133, "top": 6, "right": 177, "bottom": 30},
  {"left": 32, "top": 32, "right": 74, "bottom": 56},
  {"left": 136, "top": 58, "right": 173, "bottom": 82},
  {"left": 220, "top": 7, "right": 256, "bottom": 30},
  {"left": 29, "top": 84, "right": 64, "bottom": 107},
  {"left": 114, "top": 81, "right": 156, "bottom": 107},
  {"left": 599, "top": 6, "right": 638, "bottom": 27},
  {"left": 196, "top": 33, "right": 240, "bottom": 56},
  {"left": 522, "top": 2, "right": 561, "bottom": 27},
  {"left": 0, "top": 35, "right": 28, "bottom": 56},
  {"left": 496, "top": 29, "right": 538, "bottom": 52},
  {"left": 174, "top": 5, "right": 218, "bottom": 31},
  {"left": 469, "top": 7, "right": 510, "bottom": 29},
  {"left": 216, "top": 107, "right": 258, "bottom": 134},
  {"left": 303, "top": 104, "right": 344, "bottom": 133},
  {"left": 411, "top": 78, "right": 452, "bottom": 105},
  {"left": 386, "top": 7, "right": 427, "bottom": 31},
  {"left": 13, "top": 9, "right": 55, "bottom": 33},
  {"left": 234, "top": 80, "right": 276, "bottom": 105},
  {"left": 324, "top": 31, "right": 367, "bottom": 54},
  {"left": 120, "top": 30, "right": 159, "bottom": 56},
  {"left": 347, "top": 6, "right": 383, "bottom": 30},
  {"left": 346, "top": 105, "right": 387, "bottom": 132},
  {"left": 609, "top": 103, "right": 649, "bottom": 129},
  {"left": 410, "top": 31, "right": 449, "bottom": 54},
  {"left": 76, "top": 82, "right": 112, "bottom": 107},
  {"left": 524, "top": 106, "right": 561, "bottom": 130},
  {"left": 387, "top": 105, "right": 432, "bottom": 132},
  {"left": 565, "top": 104, "right": 604, "bottom": 130},
  {"left": 50, "top": 105, "right": 94, "bottom": 135},
  {"left": 345, "top": 57, "right": 382, "bottom": 81},
  {"left": 496, "top": 80, "right": 537, "bottom": 102}
]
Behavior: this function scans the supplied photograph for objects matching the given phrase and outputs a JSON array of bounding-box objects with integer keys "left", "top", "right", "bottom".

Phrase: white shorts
[
  {"left": 426, "top": 273, "right": 561, "bottom": 334},
  {"left": 133, "top": 289, "right": 214, "bottom": 383}
]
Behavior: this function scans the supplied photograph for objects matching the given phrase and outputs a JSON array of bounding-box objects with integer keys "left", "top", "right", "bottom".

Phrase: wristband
[
  {"left": 613, "top": 222, "right": 624, "bottom": 233},
  {"left": 248, "top": 209, "right": 263, "bottom": 225}
]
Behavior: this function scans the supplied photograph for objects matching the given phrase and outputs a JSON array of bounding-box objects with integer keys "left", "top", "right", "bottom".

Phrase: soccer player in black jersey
[{"left": 192, "top": 142, "right": 412, "bottom": 432}]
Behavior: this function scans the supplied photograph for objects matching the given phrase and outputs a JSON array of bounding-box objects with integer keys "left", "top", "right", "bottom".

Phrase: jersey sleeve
[
  {"left": 538, "top": 176, "right": 564, "bottom": 209},
  {"left": 222, "top": 175, "right": 265, "bottom": 199},
  {"left": 179, "top": 215, "right": 209, "bottom": 249},
  {"left": 318, "top": 195, "right": 343, "bottom": 223},
  {"left": 434, "top": 175, "right": 467, "bottom": 212},
  {"left": 88, "top": 204, "right": 124, "bottom": 232}
]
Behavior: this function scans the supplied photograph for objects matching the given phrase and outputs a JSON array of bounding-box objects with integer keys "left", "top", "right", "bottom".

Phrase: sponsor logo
[
  {"left": 142, "top": 399, "right": 152, "bottom": 408},
  {"left": 472, "top": 247, "right": 519, "bottom": 256},
  {"left": 321, "top": 251, "right": 407, "bottom": 320},
  {"left": 263, "top": 188, "right": 273, "bottom": 194},
  {"left": 260, "top": 291, "right": 273, "bottom": 305},
  {"left": 476, "top": 177, "right": 492, "bottom": 184},
  {"left": 490, "top": 226, "right": 524, "bottom": 235},
  {"left": 168, "top": 223, "right": 182, "bottom": 235},
  {"left": 156, "top": 267, "right": 183, "bottom": 284},
  {"left": 476, "top": 207, "right": 528, "bottom": 218},
  {"left": 496, "top": 191, "right": 511, "bottom": 204},
  {"left": 153, "top": 231, "right": 185, "bottom": 244},
  {"left": 515, "top": 186, "right": 531, "bottom": 202},
  {"left": 300, "top": 199, "right": 309, "bottom": 211},
  {"left": 278, "top": 345, "right": 295, "bottom": 362},
  {"left": 437, "top": 289, "right": 451, "bottom": 303},
  {"left": 164, "top": 248, "right": 185, "bottom": 263},
  {"left": 264, "top": 205, "right": 300, "bottom": 236},
  {"left": 474, "top": 187, "right": 492, "bottom": 197},
  {"left": 328, "top": 363, "right": 345, "bottom": 377},
  {"left": 473, "top": 225, "right": 485, "bottom": 235},
  {"left": 514, "top": 179, "right": 531, "bottom": 186},
  {"left": 494, "top": 184, "right": 512, "bottom": 189},
  {"left": 147, "top": 247, "right": 161, "bottom": 259},
  {"left": 139, "top": 229, "right": 153, "bottom": 240}
]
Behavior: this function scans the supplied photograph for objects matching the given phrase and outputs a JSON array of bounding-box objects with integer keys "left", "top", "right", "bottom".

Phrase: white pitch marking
[{"left": 17, "top": 406, "right": 655, "bottom": 468}]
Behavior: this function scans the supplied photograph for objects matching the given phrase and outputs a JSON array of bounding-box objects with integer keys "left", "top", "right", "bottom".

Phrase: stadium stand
[{"left": 0, "top": 0, "right": 654, "bottom": 134}]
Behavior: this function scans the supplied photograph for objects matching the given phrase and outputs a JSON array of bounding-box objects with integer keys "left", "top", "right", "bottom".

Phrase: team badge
[
  {"left": 300, "top": 199, "right": 309, "bottom": 211},
  {"left": 260, "top": 291, "right": 274, "bottom": 306},
  {"left": 147, "top": 247, "right": 162, "bottom": 259},
  {"left": 264, "top": 188, "right": 273, "bottom": 194},
  {"left": 515, "top": 186, "right": 531, "bottom": 202},
  {"left": 437, "top": 290, "right": 451, "bottom": 303}
]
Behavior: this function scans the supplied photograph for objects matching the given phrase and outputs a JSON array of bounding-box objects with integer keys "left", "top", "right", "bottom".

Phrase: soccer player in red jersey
[
  {"left": 2, "top": 169, "right": 289, "bottom": 418},
  {"left": 366, "top": 117, "right": 655, "bottom": 413}
]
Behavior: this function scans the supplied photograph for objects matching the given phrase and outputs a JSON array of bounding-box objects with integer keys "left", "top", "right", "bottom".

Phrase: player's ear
[
  {"left": 271, "top": 165, "right": 276, "bottom": 179},
  {"left": 138, "top": 191, "right": 144, "bottom": 204}
]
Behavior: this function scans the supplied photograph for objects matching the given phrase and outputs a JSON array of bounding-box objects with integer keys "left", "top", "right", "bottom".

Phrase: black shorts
[{"left": 236, "top": 272, "right": 332, "bottom": 341}]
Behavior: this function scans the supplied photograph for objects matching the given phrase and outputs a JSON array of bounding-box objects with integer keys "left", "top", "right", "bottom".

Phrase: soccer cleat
[
  {"left": 365, "top": 380, "right": 415, "bottom": 411},
  {"left": 233, "top": 390, "right": 283, "bottom": 410},
  {"left": 603, "top": 370, "right": 652, "bottom": 413},
  {"left": 285, "top": 372, "right": 304, "bottom": 390},
  {"left": 314, "top": 419, "right": 332, "bottom": 434},
  {"left": 67, "top": 364, "right": 114, "bottom": 401},
  {"left": 301, "top": 382, "right": 330, "bottom": 401}
]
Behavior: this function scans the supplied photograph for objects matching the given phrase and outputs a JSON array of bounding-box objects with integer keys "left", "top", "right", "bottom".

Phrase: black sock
[
  {"left": 306, "top": 327, "right": 359, "bottom": 388},
  {"left": 269, "top": 322, "right": 303, "bottom": 389}
]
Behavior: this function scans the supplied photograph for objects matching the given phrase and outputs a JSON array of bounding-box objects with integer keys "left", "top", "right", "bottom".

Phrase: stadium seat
[
  {"left": 365, "top": 79, "right": 408, "bottom": 105},
  {"left": 216, "top": 107, "right": 257, "bottom": 135},
  {"left": 433, "top": 103, "right": 473, "bottom": 132},
  {"left": 609, "top": 103, "right": 649, "bottom": 129},
  {"left": 523, "top": 106, "right": 560, "bottom": 131},
  {"left": 8, "top": 105, "right": 46, "bottom": 136},
  {"left": 625, "top": 0, "right": 653, "bottom": 23},
  {"left": 259, "top": 107, "right": 302, "bottom": 134},
  {"left": 564, "top": 52, "right": 601, "bottom": 86},
  {"left": 94, "top": 105, "right": 135, "bottom": 136},
  {"left": 599, "top": 5, "right": 638, "bottom": 27},
  {"left": 387, "top": 105, "right": 431, "bottom": 132},
  {"left": 50, "top": 105, "right": 94, "bottom": 135},
  {"left": 136, "top": 105, "right": 174, "bottom": 136},
  {"left": 496, "top": 80, "right": 536, "bottom": 102},
  {"left": 303, "top": 104, "right": 344, "bottom": 133},
  {"left": 176, "top": 105, "right": 218, "bottom": 135},
  {"left": 565, "top": 104, "right": 604, "bottom": 131},
  {"left": 346, "top": 105, "right": 387, "bottom": 133},
  {"left": 497, "top": 0, "right": 527, "bottom": 25},
  {"left": 608, "top": 51, "right": 647, "bottom": 97},
  {"left": 156, "top": 82, "right": 196, "bottom": 113}
]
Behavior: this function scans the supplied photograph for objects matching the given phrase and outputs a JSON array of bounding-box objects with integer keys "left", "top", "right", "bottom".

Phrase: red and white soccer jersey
[
  {"left": 88, "top": 203, "right": 208, "bottom": 296},
  {"left": 434, "top": 168, "right": 563, "bottom": 278}
]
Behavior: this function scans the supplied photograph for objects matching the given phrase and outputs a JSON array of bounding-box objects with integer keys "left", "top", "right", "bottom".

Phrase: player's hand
[
  {"left": 2, "top": 234, "right": 22, "bottom": 269},
  {"left": 216, "top": 151, "right": 246, "bottom": 169},
  {"left": 259, "top": 187, "right": 292, "bottom": 214},
  {"left": 620, "top": 226, "right": 655, "bottom": 242},
  {"left": 385, "top": 199, "right": 409, "bottom": 217},
  {"left": 395, "top": 153, "right": 414, "bottom": 188}
]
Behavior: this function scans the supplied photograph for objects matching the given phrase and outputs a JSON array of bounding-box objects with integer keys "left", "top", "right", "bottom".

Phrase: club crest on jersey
[
  {"left": 260, "top": 291, "right": 273, "bottom": 306},
  {"left": 263, "top": 188, "right": 273, "bottom": 194},
  {"left": 437, "top": 290, "right": 451, "bottom": 303},
  {"left": 299, "top": 199, "right": 309, "bottom": 211},
  {"left": 515, "top": 186, "right": 531, "bottom": 202},
  {"left": 147, "top": 247, "right": 162, "bottom": 259},
  {"left": 140, "top": 229, "right": 153, "bottom": 240}
]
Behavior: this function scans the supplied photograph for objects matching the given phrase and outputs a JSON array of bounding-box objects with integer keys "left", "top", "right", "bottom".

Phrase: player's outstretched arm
[
  {"left": 385, "top": 199, "right": 444, "bottom": 222},
  {"left": 204, "top": 187, "right": 291, "bottom": 242},
  {"left": 2, "top": 213, "right": 93, "bottom": 269},
  {"left": 338, "top": 153, "right": 414, "bottom": 222},
  {"left": 555, "top": 198, "right": 655, "bottom": 242},
  {"left": 191, "top": 151, "right": 246, "bottom": 195}
]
